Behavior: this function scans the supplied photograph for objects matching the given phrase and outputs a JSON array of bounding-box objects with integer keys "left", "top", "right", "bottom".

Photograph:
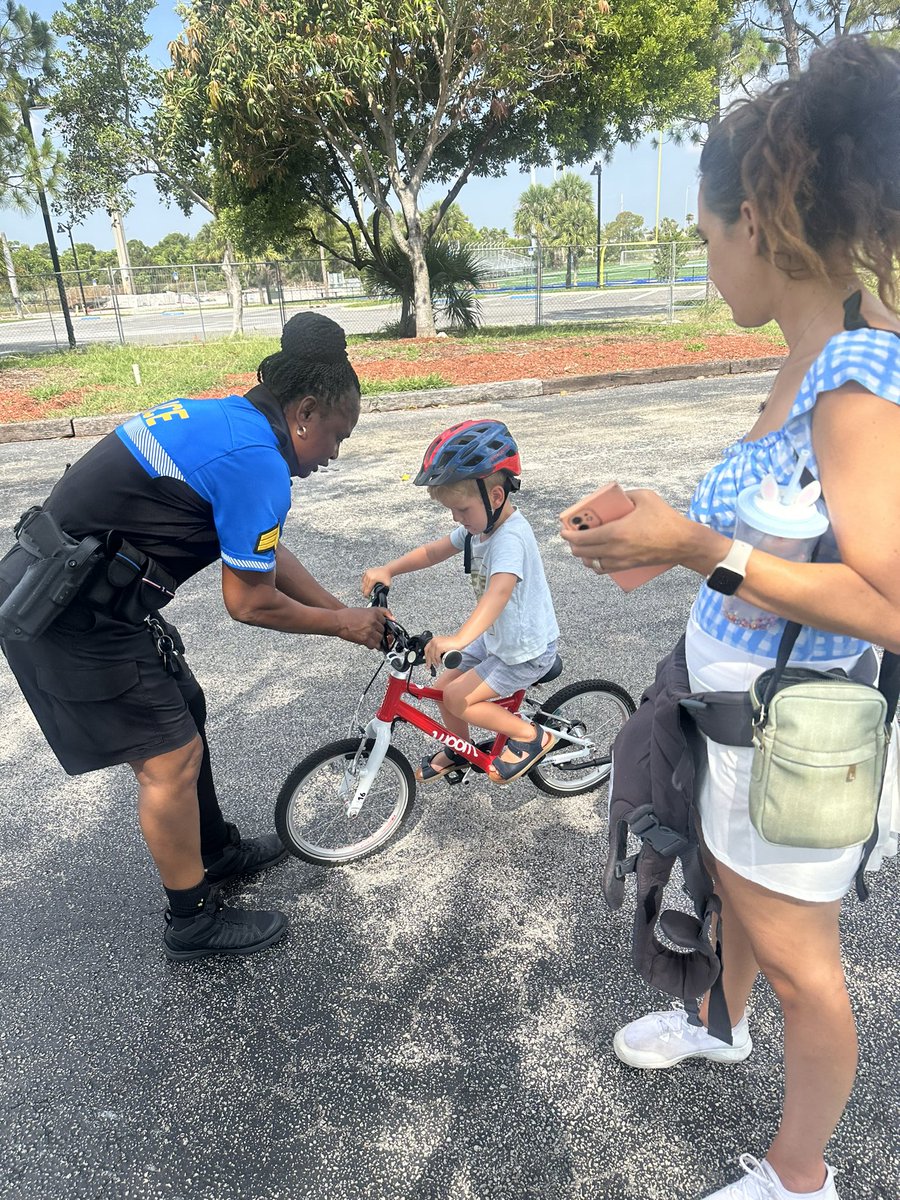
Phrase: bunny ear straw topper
[
  {"left": 737, "top": 454, "right": 829, "bottom": 541},
  {"left": 789, "top": 479, "right": 822, "bottom": 508},
  {"left": 755, "top": 455, "right": 822, "bottom": 515}
]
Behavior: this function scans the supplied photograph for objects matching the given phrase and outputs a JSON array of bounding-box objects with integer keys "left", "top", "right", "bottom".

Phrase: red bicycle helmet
[{"left": 413, "top": 419, "right": 521, "bottom": 487}]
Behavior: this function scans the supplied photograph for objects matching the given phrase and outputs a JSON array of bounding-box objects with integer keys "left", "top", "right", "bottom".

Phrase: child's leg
[
  {"left": 443, "top": 669, "right": 557, "bottom": 783},
  {"left": 442, "top": 673, "right": 536, "bottom": 742},
  {"left": 429, "top": 667, "right": 470, "bottom": 770}
]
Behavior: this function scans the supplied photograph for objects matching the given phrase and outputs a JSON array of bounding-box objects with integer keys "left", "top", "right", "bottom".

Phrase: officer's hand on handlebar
[
  {"left": 361, "top": 566, "right": 392, "bottom": 598},
  {"left": 335, "top": 606, "right": 391, "bottom": 650}
]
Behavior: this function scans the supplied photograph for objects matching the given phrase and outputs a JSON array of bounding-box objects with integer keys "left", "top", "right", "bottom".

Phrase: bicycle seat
[{"left": 535, "top": 655, "right": 563, "bottom": 686}]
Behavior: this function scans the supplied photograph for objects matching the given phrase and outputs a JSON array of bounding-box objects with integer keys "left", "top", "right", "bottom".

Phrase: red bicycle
[{"left": 275, "top": 585, "right": 635, "bottom": 865}]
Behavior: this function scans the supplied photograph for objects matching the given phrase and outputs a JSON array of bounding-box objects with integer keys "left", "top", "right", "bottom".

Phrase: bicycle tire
[
  {"left": 529, "top": 678, "right": 636, "bottom": 797},
  {"left": 275, "top": 737, "right": 416, "bottom": 866}
]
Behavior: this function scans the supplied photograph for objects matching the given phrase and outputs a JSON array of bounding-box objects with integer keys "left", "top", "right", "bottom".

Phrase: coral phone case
[{"left": 560, "top": 482, "right": 671, "bottom": 592}]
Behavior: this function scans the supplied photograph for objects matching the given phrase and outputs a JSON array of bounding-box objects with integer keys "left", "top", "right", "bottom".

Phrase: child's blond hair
[{"left": 427, "top": 470, "right": 509, "bottom": 505}]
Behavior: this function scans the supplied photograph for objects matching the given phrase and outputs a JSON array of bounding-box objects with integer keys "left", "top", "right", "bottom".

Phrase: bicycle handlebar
[{"left": 366, "top": 581, "right": 461, "bottom": 669}]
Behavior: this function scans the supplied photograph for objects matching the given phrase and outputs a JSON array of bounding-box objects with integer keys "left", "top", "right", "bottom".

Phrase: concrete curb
[{"left": 0, "top": 356, "right": 783, "bottom": 445}]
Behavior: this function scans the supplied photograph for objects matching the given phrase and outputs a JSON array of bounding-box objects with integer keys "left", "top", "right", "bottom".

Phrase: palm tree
[
  {"left": 362, "top": 239, "right": 485, "bottom": 337},
  {"left": 513, "top": 183, "right": 553, "bottom": 242},
  {"left": 548, "top": 174, "right": 594, "bottom": 287}
]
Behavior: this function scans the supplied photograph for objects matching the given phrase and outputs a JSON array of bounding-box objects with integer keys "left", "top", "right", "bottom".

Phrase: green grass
[
  {"left": 0, "top": 306, "right": 783, "bottom": 421},
  {"left": 357, "top": 373, "right": 448, "bottom": 394}
]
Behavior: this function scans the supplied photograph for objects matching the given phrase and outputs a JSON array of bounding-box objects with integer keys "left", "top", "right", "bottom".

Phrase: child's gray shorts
[{"left": 456, "top": 634, "right": 559, "bottom": 697}]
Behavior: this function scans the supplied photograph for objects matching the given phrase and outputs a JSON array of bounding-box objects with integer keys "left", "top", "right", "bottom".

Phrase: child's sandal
[
  {"left": 415, "top": 748, "right": 467, "bottom": 783},
  {"left": 489, "top": 729, "right": 557, "bottom": 785}
]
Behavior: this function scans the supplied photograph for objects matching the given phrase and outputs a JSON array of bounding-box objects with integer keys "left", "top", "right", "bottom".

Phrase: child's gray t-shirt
[{"left": 449, "top": 510, "right": 560, "bottom": 665}]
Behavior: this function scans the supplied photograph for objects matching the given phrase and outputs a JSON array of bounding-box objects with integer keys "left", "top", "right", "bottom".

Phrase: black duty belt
[{"left": 0, "top": 507, "right": 177, "bottom": 642}]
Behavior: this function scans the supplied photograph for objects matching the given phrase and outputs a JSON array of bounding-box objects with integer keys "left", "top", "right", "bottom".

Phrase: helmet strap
[{"left": 478, "top": 475, "right": 516, "bottom": 536}]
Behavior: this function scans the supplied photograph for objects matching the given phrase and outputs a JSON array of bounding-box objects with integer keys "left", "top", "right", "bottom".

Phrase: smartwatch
[{"left": 706, "top": 539, "right": 753, "bottom": 596}]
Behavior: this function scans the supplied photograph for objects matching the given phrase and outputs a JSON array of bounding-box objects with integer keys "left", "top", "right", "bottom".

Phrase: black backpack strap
[{"left": 463, "top": 532, "right": 473, "bottom": 575}]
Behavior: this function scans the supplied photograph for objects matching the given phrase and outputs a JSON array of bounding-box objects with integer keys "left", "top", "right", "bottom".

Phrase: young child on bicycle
[{"left": 362, "top": 419, "right": 560, "bottom": 785}]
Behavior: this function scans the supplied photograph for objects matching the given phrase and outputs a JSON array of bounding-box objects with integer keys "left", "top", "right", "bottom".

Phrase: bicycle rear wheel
[
  {"left": 275, "top": 738, "right": 416, "bottom": 865},
  {"left": 529, "top": 679, "right": 636, "bottom": 796}
]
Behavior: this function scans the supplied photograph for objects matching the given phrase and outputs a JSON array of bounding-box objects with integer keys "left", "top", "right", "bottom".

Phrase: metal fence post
[
  {"left": 534, "top": 241, "right": 543, "bottom": 328},
  {"left": 191, "top": 265, "right": 207, "bottom": 343},
  {"left": 273, "top": 261, "right": 287, "bottom": 327},
  {"left": 108, "top": 267, "right": 126, "bottom": 345},
  {"left": 41, "top": 280, "right": 60, "bottom": 351},
  {"left": 667, "top": 242, "right": 676, "bottom": 323}
]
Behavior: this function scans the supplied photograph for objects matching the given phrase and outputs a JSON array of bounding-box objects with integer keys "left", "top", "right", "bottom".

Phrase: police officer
[{"left": 0, "top": 312, "right": 388, "bottom": 961}]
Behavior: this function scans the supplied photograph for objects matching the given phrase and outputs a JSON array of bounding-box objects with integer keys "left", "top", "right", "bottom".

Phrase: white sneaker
[
  {"left": 701, "top": 1155, "right": 840, "bottom": 1199},
  {"left": 613, "top": 1005, "right": 752, "bottom": 1069}
]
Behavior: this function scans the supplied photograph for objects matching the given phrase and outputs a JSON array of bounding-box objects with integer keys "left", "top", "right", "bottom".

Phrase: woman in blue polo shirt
[{"left": 0, "top": 312, "right": 387, "bottom": 962}]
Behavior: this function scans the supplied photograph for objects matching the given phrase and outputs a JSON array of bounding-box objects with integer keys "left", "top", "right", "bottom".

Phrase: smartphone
[{"left": 560, "top": 482, "right": 671, "bottom": 592}]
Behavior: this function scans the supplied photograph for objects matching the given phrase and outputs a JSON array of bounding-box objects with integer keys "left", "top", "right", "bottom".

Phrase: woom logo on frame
[{"left": 430, "top": 729, "right": 476, "bottom": 757}]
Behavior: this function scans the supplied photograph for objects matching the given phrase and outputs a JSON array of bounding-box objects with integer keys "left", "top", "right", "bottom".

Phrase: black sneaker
[
  {"left": 163, "top": 893, "right": 288, "bottom": 961},
  {"left": 203, "top": 822, "right": 288, "bottom": 887}
]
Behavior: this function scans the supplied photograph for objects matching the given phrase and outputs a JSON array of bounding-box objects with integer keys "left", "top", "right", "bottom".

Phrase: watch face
[{"left": 707, "top": 565, "right": 743, "bottom": 595}]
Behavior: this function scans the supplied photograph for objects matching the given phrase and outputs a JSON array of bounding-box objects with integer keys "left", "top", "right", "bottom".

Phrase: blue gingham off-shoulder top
[{"left": 688, "top": 322, "right": 900, "bottom": 661}]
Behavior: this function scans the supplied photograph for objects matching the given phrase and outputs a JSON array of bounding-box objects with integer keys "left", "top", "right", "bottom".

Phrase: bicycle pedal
[{"left": 445, "top": 769, "right": 467, "bottom": 786}]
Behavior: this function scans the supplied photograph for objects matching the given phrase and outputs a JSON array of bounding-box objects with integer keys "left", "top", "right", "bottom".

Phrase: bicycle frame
[{"left": 344, "top": 662, "right": 534, "bottom": 817}]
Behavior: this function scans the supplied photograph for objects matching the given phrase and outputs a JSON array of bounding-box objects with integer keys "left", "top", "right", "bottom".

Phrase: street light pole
[
  {"left": 20, "top": 94, "right": 76, "bottom": 349},
  {"left": 590, "top": 160, "right": 603, "bottom": 287},
  {"left": 59, "top": 222, "right": 89, "bottom": 314}
]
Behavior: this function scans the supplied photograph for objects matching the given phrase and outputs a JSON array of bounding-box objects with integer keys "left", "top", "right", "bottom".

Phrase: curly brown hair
[{"left": 700, "top": 36, "right": 900, "bottom": 310}]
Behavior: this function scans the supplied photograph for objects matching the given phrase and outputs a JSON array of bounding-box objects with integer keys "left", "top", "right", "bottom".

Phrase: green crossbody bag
[{"left": 748, "top": 621, "right": 900, "bottom": 850}]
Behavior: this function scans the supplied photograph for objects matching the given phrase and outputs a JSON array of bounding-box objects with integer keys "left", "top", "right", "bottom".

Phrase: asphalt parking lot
[{"left": 0, "top": 373, "right": 897, "bottom": 1200}]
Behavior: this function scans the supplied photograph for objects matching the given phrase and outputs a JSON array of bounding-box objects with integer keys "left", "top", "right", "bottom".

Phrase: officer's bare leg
[{"left": 130, "top": 736, "right": 205, "bottom": 889}]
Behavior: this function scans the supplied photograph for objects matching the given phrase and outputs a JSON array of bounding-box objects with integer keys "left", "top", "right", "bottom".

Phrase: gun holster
[{"left": 0, "top": 509, "right": 104, "bottom": 641}]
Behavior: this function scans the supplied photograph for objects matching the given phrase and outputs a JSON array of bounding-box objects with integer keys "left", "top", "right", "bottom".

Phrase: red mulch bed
[
  {"left": 353, "top": 332, "right": 781, "bottom": 385},
  {"left": 0, "top": 333, "right": 782, "bottom": 423}
]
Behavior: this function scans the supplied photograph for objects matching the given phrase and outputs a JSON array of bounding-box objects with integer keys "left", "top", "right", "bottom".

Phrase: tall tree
[
  {"left": 48, "top": 0, "right": 249, "bottom": 331},
  {"left": 602, "top": 211, "right": 647, "bottom": 244},
  {"left": 727, "top": 0, "right": 898, "bottom": 85},
  {"left": 167, "top": 0, "right": 730, "bottom": 336},
  {"left": 0, "top": 1, "right": 57, "bottom": 208},
  {"left": 546, "top": 172, "right": 594, "bottom": 287},
  {"left": 513, "top": 183, "right": 554, "bottom": 243}
]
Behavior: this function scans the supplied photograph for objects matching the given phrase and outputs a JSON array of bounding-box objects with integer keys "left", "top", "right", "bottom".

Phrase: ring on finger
[{"left": 591, "top": 557, "right": 604, "bottom": 572}]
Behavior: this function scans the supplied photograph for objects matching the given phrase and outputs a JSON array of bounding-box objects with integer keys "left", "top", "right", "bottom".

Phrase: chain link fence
[{"left": 0, "top": 242, "right": 708, "bottom": 355}]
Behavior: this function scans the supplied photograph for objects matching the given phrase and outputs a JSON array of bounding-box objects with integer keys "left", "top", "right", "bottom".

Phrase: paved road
[
  {"left": 0, "top": 373, "right": 896, "bottom": 1200},
  {"left": 0, "top": 283, "right": 705, "bottom": 354}
]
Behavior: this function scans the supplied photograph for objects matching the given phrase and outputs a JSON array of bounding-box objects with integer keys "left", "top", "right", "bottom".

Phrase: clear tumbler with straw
[{"left": 723, "top": 453, "right": 830, "bottom": 631}]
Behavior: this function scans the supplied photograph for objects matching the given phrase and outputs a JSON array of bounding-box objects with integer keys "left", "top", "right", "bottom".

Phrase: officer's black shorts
[{"left": 1, "top": 559, "right": 199, "bottom": 775}]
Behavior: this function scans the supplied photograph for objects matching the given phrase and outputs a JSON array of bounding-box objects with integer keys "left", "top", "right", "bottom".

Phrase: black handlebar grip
[
  {"left": 371, "top": 582, "right": 390, "bottom": 608},
  {"left": 443, "top": 650, "right": 462, "bottom": 669}
]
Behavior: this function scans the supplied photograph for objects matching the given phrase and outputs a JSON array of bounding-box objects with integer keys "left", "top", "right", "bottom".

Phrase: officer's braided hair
[{"left": 257, "top": 311, "right": 361, "bottom": 416}]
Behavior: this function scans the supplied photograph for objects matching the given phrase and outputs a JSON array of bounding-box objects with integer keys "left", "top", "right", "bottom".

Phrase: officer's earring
[{"left": 296, "top": 425, "right": 306, "bottom": 437}]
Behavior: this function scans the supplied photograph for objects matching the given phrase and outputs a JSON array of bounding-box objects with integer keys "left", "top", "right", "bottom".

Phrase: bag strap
[{"left": 760, "top": 465, "right": 900, "bottom": 724}]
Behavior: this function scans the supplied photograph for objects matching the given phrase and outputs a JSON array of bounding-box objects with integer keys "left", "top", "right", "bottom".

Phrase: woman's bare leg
[
  {"left": 708, "top": 856, "right": 855, "bottom": 1193},
  {"left": 699, "top": 849, "right": 761, "bottom": 1030},
  {"left": 130, "top": 736, "right": 205, "bottom": 889}
]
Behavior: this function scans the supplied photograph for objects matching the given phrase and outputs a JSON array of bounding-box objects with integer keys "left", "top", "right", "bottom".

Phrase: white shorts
[{"left": 686, "top": 618, "right": 899, "bottom": 902}]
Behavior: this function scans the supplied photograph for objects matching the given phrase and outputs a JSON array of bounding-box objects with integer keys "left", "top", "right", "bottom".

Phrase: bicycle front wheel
[
  {"left": 275, "top": 738, "right": 416, "bottom": 866},
  {"left": 530, "top": 679, "right": 636, "bottom": 796}
]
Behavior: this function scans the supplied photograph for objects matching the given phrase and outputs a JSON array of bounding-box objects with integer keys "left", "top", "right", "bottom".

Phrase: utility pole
[
  {"left": 1, "top": 233, "right": 23, "bottom": 317},
  {"left": 19, "top": 93, "right": 75, "bottom": 349},
  {"left": 590, "top": 161, "right": 603, "bottom": 286},
  {"left": 110, "top": 207, "right": 133, "bottom": 294}
]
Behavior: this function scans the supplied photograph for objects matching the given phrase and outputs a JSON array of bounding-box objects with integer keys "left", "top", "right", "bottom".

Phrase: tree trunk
[
  {"left": 222, "top": 241, "right": 244, "bottom": 334},
  {"left": 775, "top": 0, "right": 802, "bottom": 76},
  {"left": 406, "top": 225, "right": 436, "bottom": 338}
]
